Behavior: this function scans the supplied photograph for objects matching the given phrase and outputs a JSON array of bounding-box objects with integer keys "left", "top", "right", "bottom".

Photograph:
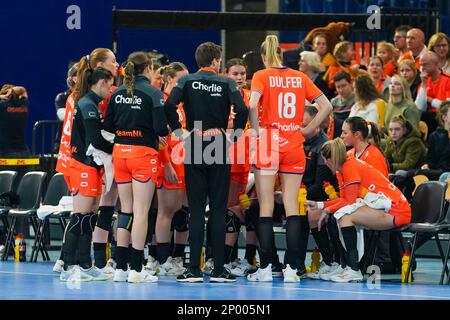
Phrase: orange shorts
[
  {"left": 158, "top": 162, "right": 185, "bottom": 190},
  {"left": 230, "top": 171, "right": 249, "bottom": 186},
  {"left": 390, "top": 201, "right": 412, "bottom": 227},
  {"left": 114, "top": 154, "right": 161, "bottom": 186},
  {"left": 254, "top": 146, "right": 306, "bottom": 175},
  {"left": 68, "top": 159, "right": 103, "bottom": 197}
]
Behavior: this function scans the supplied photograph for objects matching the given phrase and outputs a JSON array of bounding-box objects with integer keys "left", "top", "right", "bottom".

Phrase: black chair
[
  {"left": 30, "top": 173, "right": 70, "bottom": 262},
  {"left": 402, "top": 181, "right": 448, "bottom": 284},
  {"left": 1, "top": 171, "right": 47, "bottom": 261},
  {"left": 0, "top": 171, "right": 18, "bottom": 253}
]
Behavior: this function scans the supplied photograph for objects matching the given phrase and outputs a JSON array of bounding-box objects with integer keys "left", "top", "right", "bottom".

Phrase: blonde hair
[
  {"left": 428, "top": 33, "right": 450, "bottom": 60},
  {"left": 333, "top": 41, "right": 353, "bottom": 61},
  {"left": 389, "top": 75, "right": 413, "bottom": 104},
  {"left": 321, "top": 138, "right": 347, "bottom": 169},
  {"left": 260, "top": 35, "right": 283, "bottom": 67},
  {"left": 300, "top": 51, "right": 322, "bottom": 73},
  {"left": 399, "top": 59, "right": 417, "bottom": 79},
  {"left": 377, "top": 41, "right": 396, "bottom": 60}
]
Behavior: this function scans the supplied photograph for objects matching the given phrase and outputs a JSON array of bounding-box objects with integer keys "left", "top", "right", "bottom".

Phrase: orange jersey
[
  {"left": 231, "top": 88, "right": 251, "bottom": 174},
  {"left": 324, "top": 158, "right": 410, "bottom": 226},
  {"left": 347, "top": 144, "right": 389, "bottom": 178},
  {"left": 383, "top": 60, "right": 396, "bottom": 77},
  {"left": 56, "top": 92, "right": 76, "bottom": 175},
  {"left": 251, "top": 67, "right": 323, "bottom": 152},
  {"left": 418, "top": 72, "right": 450, "bottom": 112}
]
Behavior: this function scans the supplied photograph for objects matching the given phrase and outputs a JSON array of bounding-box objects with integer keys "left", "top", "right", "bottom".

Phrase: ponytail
[
  {"left": 76, "top": 67, "right": 113, "bottom": 100},
  {"left": 260, "top": 35, "right": 283, "bottom": 67},
  {"left": 123, "top": 51, "right": 152, "bottom": 98},
  {"left": 345, "top": 116, "right": 383, "bottom": 150}
]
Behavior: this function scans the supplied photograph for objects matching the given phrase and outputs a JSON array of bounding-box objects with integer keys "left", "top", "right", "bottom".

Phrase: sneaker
[
  {"left": 320, "top": 265, "right": 345, "bottom": 281},
  {"left": 230, "top": 259, "right": 254, "bottom": 277},
  {"left": 80, "top": 266, "right": 112, "bottom": 281},
  {"left": 127, "top": 269, "right": 158, "bottom": 283},
  {"left": 113, "top": 268, "right": 129, "bottom": 282},
  {"left": 159, "top": 258, "right": 186, "bottom": 276},
  {"left": 224, "top": 263, "right": 233, "bottom": 273},
  {"left": 176, "top": 268, "right": 204, "bottom": 283},
  {"left": 247, "top": 264, "right": 273, "bottom": 282},
  {"left": 145, "top": 256, "right": 160, "bottom": 275},
  {"left": 210, "top": 269, "right": 237, "bottom": 283},
  {"left": 172, "top": 256, "right": 184, "bottom": 269},
  {"left": 100, "top": 264, "right": 115, "bottom": 275},
  {"left": 107, "top": 258, "right": 117, "bottom": 269},
  {"left": 53, "top": 259, "right": 65, "bottom": 273},
  {"left": 330, "top": 266, "right": 364, "bottom": 283},
  {"left": 307, "top": 262, "right": 338, "bottom": 280},
  {"left": 202, "top": 258, "right": 214, "bottom": 275},
  {"left": 297, "top": 268, "right": 307, "bottom": 279},
  {"left": 283, "top": 264, "right": 300, "bottom": 283},
  {"left": 271, "top": 263, "right": 283, "bottom": 277},
  {"left": 60, "top": 266, "right": 93, "bottom": 282}
]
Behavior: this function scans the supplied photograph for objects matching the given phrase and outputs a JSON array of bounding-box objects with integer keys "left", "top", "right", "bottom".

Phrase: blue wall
[{"left": 0, "top": 0, "right": 220, "bottom": 149}]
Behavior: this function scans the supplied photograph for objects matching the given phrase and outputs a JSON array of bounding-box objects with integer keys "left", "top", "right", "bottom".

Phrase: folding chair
[
  {"left": 0, "top": 171, "right": 18, "bottom": 254},
  {"left": 1, "top": 171, "right": 47, "bottom": 261}
]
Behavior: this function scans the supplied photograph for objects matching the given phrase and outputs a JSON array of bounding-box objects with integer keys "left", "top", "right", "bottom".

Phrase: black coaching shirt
[
  {"left": 103, "top": 75, "right": 169, "bottom": 149},
  {"left": 71, "top": 91, "right": 113, "bottom": 168},
  {"left": 0, "top": 97, "right": 29, "bottom": 154}
]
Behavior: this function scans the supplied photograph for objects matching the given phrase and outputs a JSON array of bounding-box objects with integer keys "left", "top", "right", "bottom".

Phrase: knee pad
[
  {"left": 117, "top": 212, "right": 133, "bottom": 232},
  {"left": 245, "top": 206, "right": 258, "bottom": 232},
  {"left": 96, "top": 207, "right": 115, "bottom": 231},
  {"left": 80, "top": 212, "right": 97, "bottom": 235},
  {"left": 171, "top": 207, "right": 189, "bottom": 232},
  {"left": 225, "top": 210, "right": 241, "bottom": 233}
]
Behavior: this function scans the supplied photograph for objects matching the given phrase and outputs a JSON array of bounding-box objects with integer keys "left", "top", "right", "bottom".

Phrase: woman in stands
[
  {"left": 59, "top": 67, "right": 114, "bottom": 282},
  {"left": 367, "top": 56, "right": 391, "bottom": 99},
  {"left": 399, "top": 59, "right": 421, "bottom": 100},
  {"left": 341, "top": 116, "right": 388, "bottom": 177},
  {"left": 149, "top": 62, "right": 189, "bottom": 276},
  {"left": 247, "top": 35, "right": 332, "bottom": 282},
  {"left": 104, "top": 51, "right": 169, "bottom": 283},
  {"left": 54, "top": 48, "right": 120, "bottom": 274},
  {"left": 306, "top": 138, "right": 411, "bottom": 282}
]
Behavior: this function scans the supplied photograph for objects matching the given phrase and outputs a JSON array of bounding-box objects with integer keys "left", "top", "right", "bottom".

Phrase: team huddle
[{"left": 54, "top": 34, "right": 413, "bottom": 285}]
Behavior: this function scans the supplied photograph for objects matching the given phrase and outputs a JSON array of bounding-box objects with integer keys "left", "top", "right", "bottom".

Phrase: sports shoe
[
  {"left": 224, "top": 263, "right": 233, "bottom": 273},
  {"left": 230, "top": 259, "right": 254, "bottom": 277},
  {"left": 80, "top": 266, "right": 112, "bottom": 281},
  {"left": 177, "top": 268, "right": 204, "bottom": 283},
  {"left": 172, "top": 256, "right": 184, "bottom": 269},
  {"left": 113, "top": 268, "right": 129, "bottom": 282},
  {"left": 272, "top": 263, "right": 283, "bottom": 277},
  {"left": 307, "top": 262, "right": 339, "bottom": 280},
  {"left": 159, "top": 257, "right": 186, "bottom": 276},
  {"left": 53, "top": 259, "right": 64, "bottom": 273},
  {"left": 330, "top": 266, "right": 364, "bottom": 283},
  {"left": 202, "top": 258, "right": 214, "bottom": 275},
  {"left": 107, "top": 258, "right": 117, "bottom": 269},
  {"left": 60, "top": 266, "right": 93, "bottom": 282},
  {"left": 247, "top": 264, "right": 273, "bottom": 282},
  {"left": 320, "top": 265, "right": 345, "bottom": 281},
  {"left": 210, "top": 269, "right": 237, "bottom": 283},
  {"left": 283, "top": 264, "right": 300, "bottom": 283},
  {"left": 127, "top": 269, "right": 158, "bottom": 283},
  {"left": 145, "top": 256, "right": 159, "bottom": 275},
  {"left": 99, "top": 264, "right": 115, "bottom": 275}
]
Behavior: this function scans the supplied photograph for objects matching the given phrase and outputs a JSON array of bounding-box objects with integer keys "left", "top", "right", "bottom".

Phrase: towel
[{"left": 86, "top": 144, "right": 114, "bottom": 192}]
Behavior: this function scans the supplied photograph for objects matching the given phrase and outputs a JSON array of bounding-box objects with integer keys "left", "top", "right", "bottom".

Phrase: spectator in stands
[
  {"left": 415, "top": 51, "right": 450, "bottom": 134},
  {"left": 330, "top": 71, "right": 355, "bottom": 122},
  {"left": 301, "top": 105, "right": 344, "bottom": 281},
  {"left": 312, "top": 33, "right": 336, "bottom": 75},
  {"left": 428, "top": 32, "right": 450, "bottom": 74},
  {"left": 328, "top": 41, "right": 366, "bottom": 90},
  {"left": 377, "top": 41, "right": 397, "bottom": 77},
  {"left": 385, "top": 75, "right": 421, "bottom": 129},
  {"left": 384, "top": 116, "right": 426, "bottom": 174},
  {"left": 418, "top": 101, "right": 450, "bottom": 180},
  {"left": 350, "top": 75, "right": 386, "bottom": 128},
  {"left": 368, "top": 56, "right": 391, "bottom": 99},
  {"left": 399, "top": 28, "right": 427, "bottom": 69},
  {"left": 393, "top": 25, "right": 411, "bottom": 59},
  {"left": 0, "top": 85, "right": 29, "bottom": 157},
  {"left": 399, "top": 59, "right": 421, "bottom": 100},
  {"left": 299, "top": 51, "right": 333, "bottom": 99}
]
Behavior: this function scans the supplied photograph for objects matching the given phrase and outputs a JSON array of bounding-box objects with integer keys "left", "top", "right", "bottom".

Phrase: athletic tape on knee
[
  {"left": 226, "top": 210, "right": 241, "bottom": 233},
  {"left": 172, "top": 208, "right": 189, "bottom": 232},
  {"left": 117, "top": 212, "right": 133, "bottom": 232},
  {"left": 96, "top": 207, "right": 115, "bottom": 231}
]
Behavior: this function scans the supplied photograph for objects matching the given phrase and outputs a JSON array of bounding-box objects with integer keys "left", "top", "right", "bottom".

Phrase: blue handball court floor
[{"left": 1, "top": 258, "right": 450, "bottom": 300}]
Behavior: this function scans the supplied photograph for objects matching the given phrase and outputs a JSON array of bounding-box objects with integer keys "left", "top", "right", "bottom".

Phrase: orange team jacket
[
  {"left": 347, "top": 144, "right": 389, "bottom": 178},
  {"left": 251, "top": 67, "right": 323, "bottom": 152},
  {"left": 230, "top": 88, "right": 251, "bottom": 174},
  {"left": 383, "top": 60, "right": 396, "bottom": 77},
  {"left": 399, "top": 52, "right": 421, "bottom": 70},
  {"left": 159, "top": 91, "right": 186, "bottom": 166},
  {"left": 324, "top": 158, "right": 410, "bottom": 218},
  {"left": 417, "top": 71, "right": 450, "bottom": 112}
]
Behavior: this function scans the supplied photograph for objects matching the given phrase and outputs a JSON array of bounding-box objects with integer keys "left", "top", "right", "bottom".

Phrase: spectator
[
  {"left": 368, "top": 56, "right": 391, "bottom": 99},
  {"left": 428, "top": 32, "right": 450, "bottom": 74},
  {"left": 299, "top": 51, "right": 333, "bottom": 99},
  {"left": 385, "top": 75, "right": 421, "bottom": 129},
  {"left": 384, "top": 116, "right": 426, "bottom": 174},
  {"left": 415, "top": 51, "right": 450, "bottom": 134},
  {"left": 0, "top": 85, "right": 29, "bottom": 157},
  {"left": 399, "top": 28, "right": 427, "bottom": 69},
  {"left": 312, "top": 33, "right": 336, "bottom": 70},
  {"left": 377, "top": 41, "right": 397, "bottom": 77},
  {"left": 328, "top": 41, "right": 366, "bottom": 90},
  {"left": 399, "top": 59, "right": 421, "bottom": 100},
  {"left": 350, "top": 74, "right": 386, "bottom": 128},
  {"left": 393, "top": 25, "right": 411, "bottom": 58},
  {"left": 330, "top": 71, "right": 355, "bottom": 122}
]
